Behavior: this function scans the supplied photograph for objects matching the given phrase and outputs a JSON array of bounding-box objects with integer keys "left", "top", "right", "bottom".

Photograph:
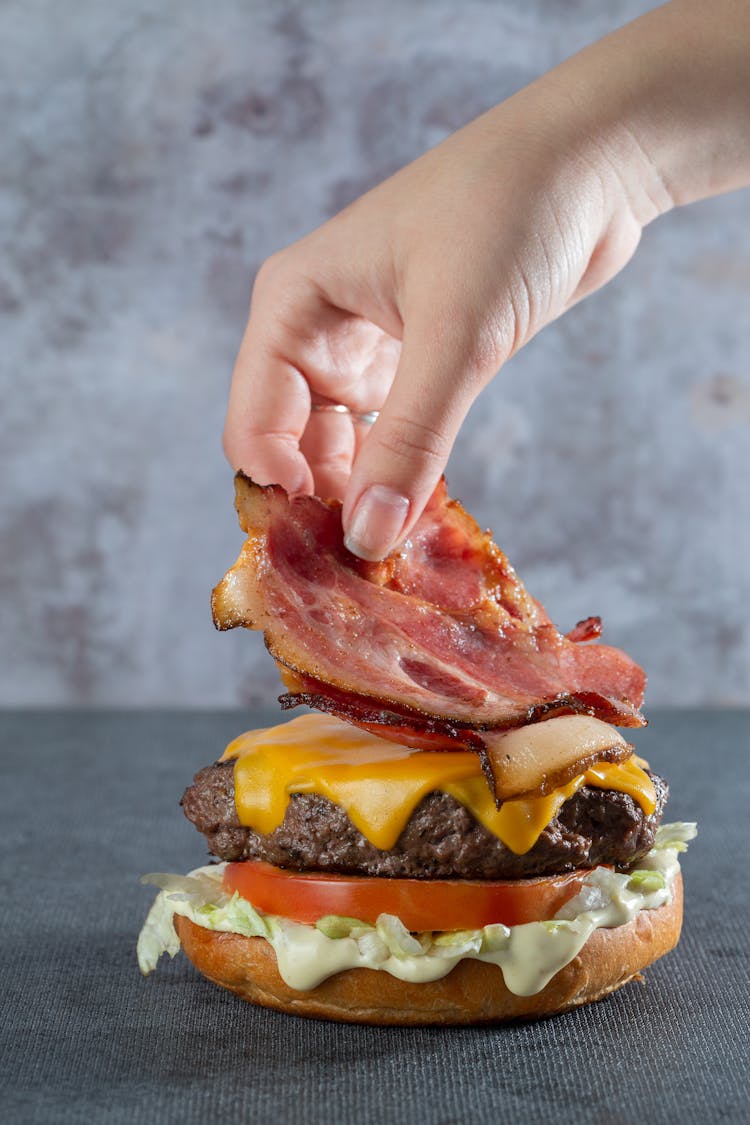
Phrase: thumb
[{"left": 342, "top": 318, "right": 495, "bottom": 560}]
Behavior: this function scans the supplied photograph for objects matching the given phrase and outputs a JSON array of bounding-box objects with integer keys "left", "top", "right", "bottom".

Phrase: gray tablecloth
[{"left": 2, "top": 709, "right": 748, "bottom": 1124}]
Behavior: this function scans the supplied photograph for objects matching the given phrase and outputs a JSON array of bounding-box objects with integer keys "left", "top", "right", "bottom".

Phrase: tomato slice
[{"left": 222, "top": 861, "right": 587, "bottom": 931}]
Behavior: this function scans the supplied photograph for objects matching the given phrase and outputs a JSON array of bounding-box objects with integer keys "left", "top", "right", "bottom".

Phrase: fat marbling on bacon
[{"left": 212, "top": 475, "right": 646, "bottom": 761}]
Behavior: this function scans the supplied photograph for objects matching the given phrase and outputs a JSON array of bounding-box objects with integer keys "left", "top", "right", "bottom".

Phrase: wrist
[{"left": 559, "top": 0, "right": 750, "bottom": 217}]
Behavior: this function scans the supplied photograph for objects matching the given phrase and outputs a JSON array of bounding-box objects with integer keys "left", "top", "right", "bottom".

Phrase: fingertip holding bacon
[{"left": 212, "top": 474, "right": 646, "bottom": 802}]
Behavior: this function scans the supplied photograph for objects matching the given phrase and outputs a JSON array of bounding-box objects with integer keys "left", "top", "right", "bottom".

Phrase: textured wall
[{"left": 2, "top": 0, "right": 748, "bottom": 708}]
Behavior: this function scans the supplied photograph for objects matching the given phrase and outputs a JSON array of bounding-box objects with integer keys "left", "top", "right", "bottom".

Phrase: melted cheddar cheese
[{"left": 221, "top": 713, "right": 656, "bottom": 856}]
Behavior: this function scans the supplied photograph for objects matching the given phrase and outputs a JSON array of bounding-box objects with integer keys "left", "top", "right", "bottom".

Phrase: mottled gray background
[{"left": 2, "top": 0, "right": 748, "bottom": 708}]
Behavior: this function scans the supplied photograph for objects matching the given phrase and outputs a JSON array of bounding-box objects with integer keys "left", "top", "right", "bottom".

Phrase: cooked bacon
[
  {"left": 278, "top": 669, "right": 633, "bottom": 745},
  {"left": 278, "top": 671, "right": 487, "bottom": 752},
  {"left": 212, "top": 475, "right": 646, "bottom": 739},
  {"left": 566, "top": 616, "right": 603, "bottom": 643}
]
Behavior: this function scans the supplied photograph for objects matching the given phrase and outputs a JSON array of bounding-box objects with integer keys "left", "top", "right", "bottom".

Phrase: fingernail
[{"left": 344, "top": 485, "right": 410, "bottom": 561}]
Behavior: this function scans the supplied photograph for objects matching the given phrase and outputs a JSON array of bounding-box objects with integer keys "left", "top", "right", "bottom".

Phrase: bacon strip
[
  {"left": 278, "top": 668, "right": 636, "bottom": 744},
  {"left": 212, "top": 475, "right": 646, "bottom": 738}
]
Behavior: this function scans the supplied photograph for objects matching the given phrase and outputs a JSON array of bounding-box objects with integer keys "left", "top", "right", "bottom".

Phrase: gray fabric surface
[{"left": 1, "top": 708, "right": 747, "bottom": 1124}]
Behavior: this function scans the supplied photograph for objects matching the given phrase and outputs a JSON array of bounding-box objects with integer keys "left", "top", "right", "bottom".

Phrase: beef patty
[{"left": 181, "top": 760, "right": 668, "bottom": 880}]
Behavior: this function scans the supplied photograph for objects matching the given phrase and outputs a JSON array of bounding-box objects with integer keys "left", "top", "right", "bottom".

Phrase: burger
[
  {"left": 137, "top": 476, "right": 695, "bottom": 1025},
  {"left": 139, "top": 712, "right": 693, "bottom": 1024}
]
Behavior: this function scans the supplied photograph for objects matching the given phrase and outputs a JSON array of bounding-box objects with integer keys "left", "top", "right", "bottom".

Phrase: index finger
[
  {"left": 223, "top": 341, "right": 313, "bottom": 493},
  {"left": 222, "top": 270, "right": 315, "bottom": 492}
]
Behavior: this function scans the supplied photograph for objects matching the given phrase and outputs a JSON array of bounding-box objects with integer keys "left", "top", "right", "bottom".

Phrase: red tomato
[{"left": 222, "top": 861, "right": 586, "bottom": 931}]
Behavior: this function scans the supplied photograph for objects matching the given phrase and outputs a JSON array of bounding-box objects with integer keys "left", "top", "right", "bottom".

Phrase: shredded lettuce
[
  {"left": 480, "top": 923, "right": 511, "bottom": 953},
  {"left": 376, "top": 914, "right": 428, "bottom": 959},
  {"left": 137, "top": 880, "right": 182, "bottom": 974},
  {"left": 627, "top": 870, "right": 667, "bottom": 894},
  {"left": 354, "top": 928, "right": 390, "bottom": 964},
  {"left": 431, "top": 929, "right": 484, "bottom": 956},
  {"left": 653, "top": 822, "right": 698, "bottom": 853},
  {"left": 315, "top": 915, "right": 373, "bottom": 939},
  {"left": 136, "top": 865, "right": 268, "bottom": 974}
]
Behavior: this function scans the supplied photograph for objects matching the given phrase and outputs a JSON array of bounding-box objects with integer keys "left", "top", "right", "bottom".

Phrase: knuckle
[
  {"left": 252, "top": 251, "right": 291, "bottom": 302},
  {"left": 376, "top": 414, "right": 451, "bottom": 468},
  {"left": 252, "top": 251, "right": 321, "bottom": 332}
]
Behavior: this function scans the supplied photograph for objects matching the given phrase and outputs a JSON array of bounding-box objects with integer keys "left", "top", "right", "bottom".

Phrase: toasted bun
[{"left": 173, "top": 873, "right": 682, "bottom": 1025}]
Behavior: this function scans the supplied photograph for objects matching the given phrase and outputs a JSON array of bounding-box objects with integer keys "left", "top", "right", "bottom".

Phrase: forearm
[{"left": 552, "top": 0, "right": 750, "bottom": 217}]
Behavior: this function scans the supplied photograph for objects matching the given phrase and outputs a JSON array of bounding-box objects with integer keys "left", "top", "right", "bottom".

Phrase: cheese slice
[{"left": 222, "top": 713, "right": 656, "bottom": 856}]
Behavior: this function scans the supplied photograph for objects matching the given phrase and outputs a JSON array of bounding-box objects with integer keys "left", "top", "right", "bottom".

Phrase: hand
[{"left": 223, "top": 0, "right": 750, "bottom": 560}]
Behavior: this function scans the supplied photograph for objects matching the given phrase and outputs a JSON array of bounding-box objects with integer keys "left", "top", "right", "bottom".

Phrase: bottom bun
[{"left": 174, "top": 873, "right": 682, "bottom": 1026}]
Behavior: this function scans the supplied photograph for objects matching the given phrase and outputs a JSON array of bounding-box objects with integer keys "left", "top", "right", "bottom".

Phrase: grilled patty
[{"left": 181, "top": 760, "right": 668, "bottom": 880}]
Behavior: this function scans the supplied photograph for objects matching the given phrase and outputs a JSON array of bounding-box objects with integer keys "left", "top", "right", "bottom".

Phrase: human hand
[{"left": 223, "top": 0, "right": 750, "bottom": 560}]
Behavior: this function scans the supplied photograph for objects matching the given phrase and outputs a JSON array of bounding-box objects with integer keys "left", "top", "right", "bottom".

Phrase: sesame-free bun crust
[{"left": 173, "top": 873, "right": 682, "bottom": 1026}]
